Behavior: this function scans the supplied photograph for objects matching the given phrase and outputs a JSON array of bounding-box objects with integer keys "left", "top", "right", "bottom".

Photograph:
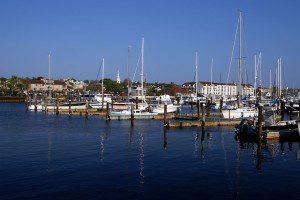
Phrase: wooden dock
[
  {"left": 109, "top": 114, "right": 175, "bottom": 120},
  {"left": 165, "top": 118, "right": 241, "bottom": 128}
]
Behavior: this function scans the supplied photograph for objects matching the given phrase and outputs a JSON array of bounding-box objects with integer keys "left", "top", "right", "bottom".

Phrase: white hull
[
  {"left": 28, "top": 104, "right": 44, "bottom": 111},
  {"left": 222, "top": 108, "right": 258, "bottom": 119},
  {"left": 110, "top": 110, "right": 158, "bottom": 117},
  {"left": 152, "top": 104, "right": 179, "bottom": 114}
]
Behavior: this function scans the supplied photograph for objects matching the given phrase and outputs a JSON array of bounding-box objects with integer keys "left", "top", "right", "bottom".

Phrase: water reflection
[
  {"left": 139, "top": 131, "right": 145, "bottom": 186},
  {"left": 194, "top": 131, "right": 199, "bottom": 158},
  {"left": 47, "top": 133, "right": 52, "bottom": 172},
  {"left": 99, "top": 123, "right": 110, "bottom": 162},
  {"left": 237, "top": 135, "right": 300, "bottom": 172},
  {"left": 163, "top": 128, "right": 167, "bottom": 150}
]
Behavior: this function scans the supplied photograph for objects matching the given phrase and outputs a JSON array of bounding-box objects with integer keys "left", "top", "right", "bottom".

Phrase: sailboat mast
[
  {"left": 269, "top": 69, "right": 272, "bottom": 96},
  {"left": 48, "top": 52, "right": 52, "bottom": 98},
  {"left": 254, "top": 54, "right": 257, "bottom": 97},
  {"left": 195, "top": 51, "right": 198, "bottom": 96},
  {"left": 127, "top": 46, "right": 131, "bottom": 103},
  {"left": 101, "top": 58, "right": 105, "bottom": 109},
  {"left": 279, "top": 58, "right": 282, "bottom": 98},
  {"left": 238, "top": 11, "right": 242, "bottom": 107},
  {"left": 211, "top": 58, "right": 213, "bottom": 95},
  {"left": 141, "top": 38, "right": 144, "bottom": 100},
  {"left": 48, "top": 52, "right": 51, "bottom": 81}
]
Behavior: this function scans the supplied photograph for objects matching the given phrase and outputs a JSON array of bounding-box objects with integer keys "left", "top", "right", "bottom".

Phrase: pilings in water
[
  {"left": 68, "top": 99, "right": 72, "bottom": 116},
  {"left": 135, "top": 97, "right": 139, "bottom": 109},
  {"left": 280, "top": 100, "right": 285, "bottom": 121},
  {"left": 34, "top": 93, "right": 37, "bottom": 112},
  {"left": 85, "top": 100, "right": 89, "bottom": 119},
  {"left": 25, "top": 94, "right": 28, "bottom": 111},
  {"left": 164, "top": 104, "right": 167, "bottom": 126},
  {"left": 257, "top": 104, "right": 263, "bottom": 140},
  {"left": 106, "top": 102, "right": 110, "bottom": 120},
  {"left": 56, "top": 98, "right": 59, "bottom": 115},
  {"left": 220, "top": 97, "right": 223, "bottom": 112},
  {"left": 197, "top": 100, "right": 200, "bottom": 120},
  {"left": 131, "top": 103, "right": 134, "bottom": 126}
]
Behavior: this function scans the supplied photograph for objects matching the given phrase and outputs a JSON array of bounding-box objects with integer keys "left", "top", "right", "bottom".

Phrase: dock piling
[
  {"left": 85, "top": 100, "right": 88, "bottom": 118},
  {"left": 280, "top": 100, "right": 285, "bottom": 121},
  {"left": 164, "top": 104, "right": 167, "bottom": 126},
  {"left": 131, "top": 103, "right": 134, "bottom": 126},
  {"left": 56, "top": 98, "right": 59, "bottom": 115},
  {"left": 258, "top": 104, "right": 263, "bottom": 140},
  {"left": 25, "top": 94, "right": 28, "bottom": 111},
  {"left": 135, "top": 97, "right": 139, "bottom": 109},
  {"left": 34, "top": 93, "right": 37, "bottom": 112},
  {"left": 106, "top": 102, "right": 110, "bottom": 120},
  {"left": 220, "top": 97, "right": 223, "bottom": 112},
  {"left": 197, "top": 100, "right": 200, "bottom": 120},
  {"left": 69, "top": 99, "right": 72, "bottom": 116}
]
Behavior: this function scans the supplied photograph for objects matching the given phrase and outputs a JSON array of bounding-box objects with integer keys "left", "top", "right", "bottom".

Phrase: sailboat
[
  {"left": 111, "top": 38, "right": 153, "bottom": 116},
  {"left": 89, "top": 58, "right": 113, "bottom": 109},
  {"left": 222, "top": 11, "right": 258, "bottom": 119}
]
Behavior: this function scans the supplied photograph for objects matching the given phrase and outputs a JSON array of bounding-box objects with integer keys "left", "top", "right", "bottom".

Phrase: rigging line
[
  {"left": 226, "top": 17, "right": 239, "bottom": 84},
  {"left": 90, "top": 60, "right": 103, "bottom": 97},
  {"left": 131, "top": 49, "right": 142, "bottom": 88}
]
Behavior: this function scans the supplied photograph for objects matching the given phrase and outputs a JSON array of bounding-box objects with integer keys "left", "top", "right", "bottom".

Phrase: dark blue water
[{"left": 0, "top": 103, "right": 299, "bottom": 200}]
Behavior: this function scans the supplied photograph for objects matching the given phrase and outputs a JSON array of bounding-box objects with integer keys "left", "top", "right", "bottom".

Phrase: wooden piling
[
  {"left": 197, "top": 100, "right": 200, "bottom": 121},
  {"left": 68, "top": 99, "right": 72, "bottom": 115},
  {"left": 280, "top": 100, "right": 285, "bottom": 121},
  {"left": 85, "top": 100, "right": 88, "bottom": 118},
  {"left": 56, "top": 98, "right": 59, "bottom": 115},
  {"left": 135, "top": 97, "right": 139, "bottom": 109},
  {"left": 25, "top": 94, "right": 28, "bottom": 111},
  {"left": 257, "top": 104, "right": 263, "bottom": 140},
  {"left": 34, "top": 93, "right": 37, "bottom": 112},
  {"left": 220, "top": 97, "right": 223, "bottom": 112},
  {"left": 206, "top": 100, "right": 211, "bottom": 117},
  {"left": 106, "top": 102, "right": 110, "bottom": 120},
  {"left": 163, "top": 104, "right": 167, "bottom": 126},
  {"left": 131, "top": 103, "right": 134, "bottom": 126},
  {"left": 200, "top": 103, "right": 205, "bottom": 122}
]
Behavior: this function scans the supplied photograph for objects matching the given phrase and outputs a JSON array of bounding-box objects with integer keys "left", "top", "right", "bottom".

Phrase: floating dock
[{"left": 166, "top": 118, "right": 241, "bottom": 128}]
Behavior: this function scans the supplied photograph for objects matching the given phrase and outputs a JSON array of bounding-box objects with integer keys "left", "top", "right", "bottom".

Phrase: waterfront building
[
  {"left": 181, "top": 81, "right": 254, "bottom": 97},
  {"left": 28, "top": 78, "right": 67, "bottom": 93}
]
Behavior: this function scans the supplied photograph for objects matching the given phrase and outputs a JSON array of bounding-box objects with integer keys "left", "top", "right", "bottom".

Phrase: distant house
[{"left": 28, "top": 78, "right": 67, "bottom": 93}]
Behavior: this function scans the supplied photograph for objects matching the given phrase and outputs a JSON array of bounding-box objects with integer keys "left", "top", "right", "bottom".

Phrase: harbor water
[{"left": 0, "top": 103, "right": 299, "bottom": 200}]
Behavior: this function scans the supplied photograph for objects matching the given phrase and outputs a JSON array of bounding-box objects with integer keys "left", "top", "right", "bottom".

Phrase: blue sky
[{"left": 0, "top": 0, "right": 299, "bottom": 87}]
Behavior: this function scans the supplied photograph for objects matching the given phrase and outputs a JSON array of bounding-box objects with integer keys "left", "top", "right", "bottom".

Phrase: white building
[{"left": 182, "top": 82, "right": 254, "bottom": 97}]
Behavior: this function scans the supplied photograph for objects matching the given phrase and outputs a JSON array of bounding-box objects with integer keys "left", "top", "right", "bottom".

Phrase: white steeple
[{"left": 116, "top": 70, "right": 121, "bottom": 84}]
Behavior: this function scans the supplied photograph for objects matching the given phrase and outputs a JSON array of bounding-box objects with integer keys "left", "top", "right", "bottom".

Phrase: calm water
[{"left": 0, "top": 103, "right": 299, "bottom": 200}]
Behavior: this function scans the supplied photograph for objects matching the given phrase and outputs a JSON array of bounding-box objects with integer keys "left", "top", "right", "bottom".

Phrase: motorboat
[{"left": 222, "top": 107, "right": 258, "bottom": 119}]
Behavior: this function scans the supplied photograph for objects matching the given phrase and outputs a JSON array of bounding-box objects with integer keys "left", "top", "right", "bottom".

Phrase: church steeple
[{"left": 116, "top": 70, "right": 121, "bottom": 84}]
